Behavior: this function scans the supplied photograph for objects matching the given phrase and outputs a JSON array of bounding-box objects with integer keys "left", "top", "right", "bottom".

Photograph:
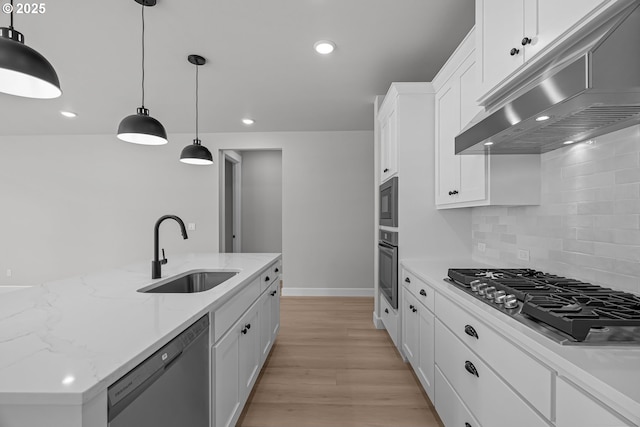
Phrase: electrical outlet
[
  {"left": 187, "top": 223, "right": 196, "bottom": 231},
  {"left": 517, "top": 249, "right": 530, "bottom": 262},
  {"left": 478, "top": 243, "right": 486, "bottom": 253}
]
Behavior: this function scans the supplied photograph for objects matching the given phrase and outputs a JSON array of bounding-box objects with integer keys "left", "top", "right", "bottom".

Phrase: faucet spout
[{"left": 152, "top": 215, "right": 189, "bottom": 279}]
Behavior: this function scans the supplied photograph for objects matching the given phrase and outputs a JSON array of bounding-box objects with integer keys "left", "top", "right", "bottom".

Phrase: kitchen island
[{"left": 0, "top": 252, "right": 281, "bottom": 427}]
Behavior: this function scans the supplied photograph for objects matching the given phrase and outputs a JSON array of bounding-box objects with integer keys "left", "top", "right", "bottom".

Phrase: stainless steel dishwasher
[{"left": 108, "top": 314, "right": 210, "bottom": 427}]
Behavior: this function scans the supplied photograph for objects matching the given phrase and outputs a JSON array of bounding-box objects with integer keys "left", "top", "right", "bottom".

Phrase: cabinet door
[
  {"left": 458, "top": 55, "right": 487, "bottom": 204},
  {"left": 380, "top": 107, "right": 398, "bottom": 182},
  {"left": 239, "top": 307, "right": 261, "bottom": 403},
  {"left": 214, "top": 329, "right": 241, "bottom": 427},
  {"left": 270, "top": 283, "right": 280, "bottom": 343},
  {"left": 401, "top": 288, "right": 419, "bottom": 366},
  {"left": 416, "top": 303, "right": 435, "bottom": 401},
  {"left": 477, "top": 0, "right": 525, "bottom": 93},
  {"left": 524, "top": 0, "right": 608, "bottom": 60},
  {"left": 435, "top": 80, "right": 461, "bottom": 205},
  {"left": 259, "top": 290, "right": 272, "bottom": 364}
]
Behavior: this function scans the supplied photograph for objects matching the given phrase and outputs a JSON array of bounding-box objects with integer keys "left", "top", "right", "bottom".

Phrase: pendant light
[
  {"left": 0, "top": 0, "right": 61, "bottom": 98},
  {"left": 117, "top": 0, "right": 167, "bottom": 146},
  {"left": 180, "top": 54, "right": 213, "bottom": 165}
]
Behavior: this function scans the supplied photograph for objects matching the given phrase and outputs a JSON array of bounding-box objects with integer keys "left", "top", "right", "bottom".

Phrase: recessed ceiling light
[
  {"left": 535, "top": 115, "right": 550, "bottom": 122},
  {"left": 563, "top": 140, "right": 575, "bottom": 145},
  {"left": 60, "top": 111, "right": 77, "bottom": 118},
  {"left": 484, "top": 141, "right": 494, "bottom": 146},
  {"left": 242, "top": 118, "right": 255, "bottom": 125},
  {"left": 314, "top": 40, "right": 336, "bottom": 55}
]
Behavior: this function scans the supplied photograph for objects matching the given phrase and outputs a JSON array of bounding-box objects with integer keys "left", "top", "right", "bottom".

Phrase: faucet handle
[{"left": 161, "top": 248, "right": 168, "bottom": 265}]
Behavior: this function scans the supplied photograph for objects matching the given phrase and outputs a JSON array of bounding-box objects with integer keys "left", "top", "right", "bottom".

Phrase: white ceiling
[{"left": 0, "top": 0, "right": 474, "bottom": 136}]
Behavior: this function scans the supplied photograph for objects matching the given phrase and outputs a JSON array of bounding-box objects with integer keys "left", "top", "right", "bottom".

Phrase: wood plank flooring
[{"left": 237, "top": 297, "right": 444, "bottom": 427}]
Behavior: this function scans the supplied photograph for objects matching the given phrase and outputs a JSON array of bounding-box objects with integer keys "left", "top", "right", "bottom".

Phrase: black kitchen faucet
[{"left": 152, "top": 215, "right": 188, "bottom": 279}]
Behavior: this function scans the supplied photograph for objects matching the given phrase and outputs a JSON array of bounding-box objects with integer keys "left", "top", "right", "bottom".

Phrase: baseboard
[
  {"left": 282, "top": 287, "right": 374, "bottom": 297},
  {"left": 372, "top": 311, "right": 384, "bottom": 329}
]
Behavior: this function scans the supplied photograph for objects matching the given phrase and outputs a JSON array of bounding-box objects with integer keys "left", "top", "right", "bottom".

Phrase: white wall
[
  {"left": 472, "top": 125, "right": 640, "bottom": 294},
  {"left": 0, "top": 133, "right": 218, "bottom": 286},
  {"left": 0, "top": 131, "right": 374, "bottom": 295},
  {"left": 210, "top": 131, "right": 374, "bottom": 294},
  {"left": 240, "top": 150, "right": 283, "bottom": 253}
]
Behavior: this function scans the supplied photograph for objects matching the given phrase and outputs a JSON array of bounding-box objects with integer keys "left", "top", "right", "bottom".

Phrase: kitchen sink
[{"left": 139, "top": 270, "right": 238, "bottom": 293}]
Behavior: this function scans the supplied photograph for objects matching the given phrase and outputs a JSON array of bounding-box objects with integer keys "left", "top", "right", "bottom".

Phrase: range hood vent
[{"left": 455, "top": 3, "right": 640, "bottom": 155}]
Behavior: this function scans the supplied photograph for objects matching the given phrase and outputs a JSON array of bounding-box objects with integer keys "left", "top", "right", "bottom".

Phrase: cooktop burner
[{"left": 446, "top": 268, "right": 640, "bottom": 345}]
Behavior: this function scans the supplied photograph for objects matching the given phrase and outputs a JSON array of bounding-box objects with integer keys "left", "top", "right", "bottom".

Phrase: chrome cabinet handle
[
  {"left": 464, "top": 325, "right": 479, "bottom": 339},
  {"left": 465, "top": 361, "right": 479, "bottom": 377}
]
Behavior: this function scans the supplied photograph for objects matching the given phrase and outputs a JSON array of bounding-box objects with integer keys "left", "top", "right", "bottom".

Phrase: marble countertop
[
  {"left": 402, "top": 257, "right": 640, "bottom": 425},
  {"left": 0, "top": 253, "right": 280, "bottom": 406}
]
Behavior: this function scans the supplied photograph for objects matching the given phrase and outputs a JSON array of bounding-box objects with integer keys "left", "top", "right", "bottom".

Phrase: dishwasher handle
[{"left": 108, "top": 314, "right": 209, "bottom": 422}]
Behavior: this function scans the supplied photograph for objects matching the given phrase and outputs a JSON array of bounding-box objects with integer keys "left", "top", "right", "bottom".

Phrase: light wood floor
[{"left": 237, "top": 297, "right": 444, "bottom": 427}]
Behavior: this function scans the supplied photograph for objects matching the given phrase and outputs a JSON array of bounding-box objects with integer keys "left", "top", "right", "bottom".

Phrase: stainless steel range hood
[{"left": 455, "top": 3, "right": 640, "bottom": 155}]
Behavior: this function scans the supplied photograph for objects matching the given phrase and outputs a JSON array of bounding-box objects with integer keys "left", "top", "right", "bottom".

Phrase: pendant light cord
[
  {"left": 9, "top": 0, "right": 14, "bottom": 29},
  {"left": 195, "top": 63, "right": 199, "bottom": 141},
  {"left": 141, "top": 2, "right": 145, "bottom": 108}
]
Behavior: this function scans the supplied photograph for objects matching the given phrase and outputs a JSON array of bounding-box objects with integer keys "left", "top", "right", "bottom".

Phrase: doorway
[{"left": 220, "top": 151, "right": 242, "bottom": 253}]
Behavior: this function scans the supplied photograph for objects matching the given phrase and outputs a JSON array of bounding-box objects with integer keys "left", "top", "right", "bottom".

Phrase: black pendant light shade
[
  {"left": 117, "top": 0, "right": 167, "bottom": 145},
  {"left": 0, "top": 25, "right": 61, "bottom": 99},
  {"left": 118, "top": 107, "right": 167, "bottom": 145},
  {"left": 180, "top": 54, "right": 213, "bottom": 165},
  {"left": 180, "top": 138, "right": 213, "bottom": 165}
]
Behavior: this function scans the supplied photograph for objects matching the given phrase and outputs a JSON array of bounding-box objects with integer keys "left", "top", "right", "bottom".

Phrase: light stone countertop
[
  {"left": 0, "top": 252, "right": 280, "bottom": 406},
  {"left": 401, "top": 257, "right": 640, "bottom": 425}
]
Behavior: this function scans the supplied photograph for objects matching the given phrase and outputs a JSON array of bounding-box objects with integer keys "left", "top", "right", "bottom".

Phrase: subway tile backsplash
[{"left": 472, "top": 125, "right": 640, "bottom": 295}]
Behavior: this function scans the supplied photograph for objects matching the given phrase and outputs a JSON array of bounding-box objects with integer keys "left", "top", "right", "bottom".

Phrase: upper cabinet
[
  {"left": 379, "top": 105, "right": 398, "bottom": 183},
  {"left": 434, "top": 29, "right": 541, "bottom": 209},
  {"left": 476, "top": 0, "right": 626, "bottom": 104}
]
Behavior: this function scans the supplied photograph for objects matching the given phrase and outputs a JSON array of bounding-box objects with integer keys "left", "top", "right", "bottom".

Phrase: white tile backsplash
[{"left": 472, "top": 125, "right": 640, "bottom": 295}]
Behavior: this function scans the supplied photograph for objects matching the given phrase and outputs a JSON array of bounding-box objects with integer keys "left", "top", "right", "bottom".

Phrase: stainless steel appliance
[
  {"left": 108, "top": 314, "right": 210, "bottom": 427},
  {"left": 379, "top": 177, "right": 398, "bottom": 227},
  {"left": 446, "top": 269, "right": 640, "bottom": 346},
  {"left": 379, "top": 229, "right": 398, "bottom": 309},
  {"left": 456, "top": 3, "right": 640, "bottom": 155}
]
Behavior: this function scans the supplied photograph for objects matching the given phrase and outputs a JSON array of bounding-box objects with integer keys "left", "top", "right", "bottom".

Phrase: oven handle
[{"left": 378, "top": 241, "right": 397, "bottom": 250}]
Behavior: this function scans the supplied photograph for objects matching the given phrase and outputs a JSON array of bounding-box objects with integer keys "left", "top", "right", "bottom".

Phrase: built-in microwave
[{"left": 379, "top": 177, "right": 398, "bottom": 227}]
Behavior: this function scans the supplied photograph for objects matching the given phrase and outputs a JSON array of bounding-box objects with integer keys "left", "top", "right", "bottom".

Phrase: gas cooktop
[{"left": 446, "top": 268, "right": 640, "bottom": 346}]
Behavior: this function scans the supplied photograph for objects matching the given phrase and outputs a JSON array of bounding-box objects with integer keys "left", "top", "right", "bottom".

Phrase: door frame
[{"left": 219, "top": 150, "right": 242, "bottom": 253}]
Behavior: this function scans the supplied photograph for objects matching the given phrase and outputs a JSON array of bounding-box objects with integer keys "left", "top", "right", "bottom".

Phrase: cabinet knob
[
  {"left": 448, "top": 190, "right": 459, "bottom": 196},
  {"left": 464, "top": 361, "right": 479, "bottom": 377},
  {"left": 383, "top": 168, "right": 389, "bottom": 173},
  {"left": 412, "top": 307, "right": 417, "bottom": 313},
  {"left": 419, "top": 289, "right": 427, "bottom": 297},
  {"left": 275, "top": 268, "right": 279, "bottom": 273},
  {"left": 405, "top": 277, "right": 411, "bottom": 283},
  {"left": 521, "top": 36, "right": 532, "bottom": 46},
  {"left": 270, "top": 290, "right": 277, "bottom": 296},
  {"left": 465, "top": 423, "right": 472, "bottom": 427},
  {"left": 409, "top": 304, "right": 414, "bottom": 310},
  {"left": 452, "top": 190, "right": 458, "bottom": 195},
  {"left": 510, "top": 47, "right": 520, "bottom": 56},
  {"left": 464, "top": 325, "right": 479, "bottom": 339},
  {"left": 384, "top": 308, "right": 389, "bottom": 314},
  {"left": 241, "top": 327, "right": 248, "bottom": 335},
  {"left": 245, "top": 323, "right": 251, "bottom": 330}
]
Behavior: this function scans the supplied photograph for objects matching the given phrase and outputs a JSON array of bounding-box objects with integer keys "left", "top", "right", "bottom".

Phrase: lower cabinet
[
  {"left": 435, "top": 365, "right": 482, "bottom": 427},
  {"left": 212, "top": 261, "right": 281, "bottom": 427},
  {"left": 400, "top": 271, "right": 435, "bottom": 401}
]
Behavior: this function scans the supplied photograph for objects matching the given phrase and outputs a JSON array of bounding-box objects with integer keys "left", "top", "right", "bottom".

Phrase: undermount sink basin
[{"left": 139, "top": 270, "right": 239, "bottom": 293}]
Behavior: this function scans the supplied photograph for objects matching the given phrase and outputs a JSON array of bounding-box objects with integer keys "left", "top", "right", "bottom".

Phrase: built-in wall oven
[
  {"left": 379, "top": 177, "right": 398, "bottom": 227},
  {"left": 378, "top": 229, "right": 398, "bottom": 309}
]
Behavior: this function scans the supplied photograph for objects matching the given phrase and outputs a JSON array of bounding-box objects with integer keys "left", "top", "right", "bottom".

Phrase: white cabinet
[
  {"left": 400, "top": 270, "right": 435, "bottom": 401},
  {"left": 556, "top": 377, "right": 633, "bottom": 427},
  {"left": 260, "top": 281, "right": 280, "bottom": 364},
  {"left": 379, "top": 105, "right": 398, "bottom": 183},
  {"left": 433, "top": 28, "right": 540, "bottom": 209},
  {"left": 435, "top": 366, "right": 482, "bottom": 427},
  {"left": 476, "top": 0, "right": 617, "bottom": 103},
  {"left": 238, "top": 306, "right": 261, "bottom": 399},
  {"left": 380, "top": 293, "right": 400, "bottom": 349}
]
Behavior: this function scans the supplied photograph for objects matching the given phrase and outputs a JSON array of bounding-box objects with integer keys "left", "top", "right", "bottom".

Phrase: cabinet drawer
[
  {"left": 401, "top": 269, "right": 434, "bottom": 313},
  {"left": 380, "top": 295, "right": 399, "bottom": 348},
  {"left": 435, "top": 320, "right": 549, "bottom": 427},
  {"left": 260, "top": 263, "right": 279, "bottom": 292},
  {"left": 215, "top": 278, "right": 260, "bottom": 342},
  {"left": 436, "top": 293, "right": 552, "bottom": 419},
  {"left": 556, "top": 377, "right": 632, "bottom": 427},
  {"left": 435, "top": 365, "right": 482, "bottom": 427}
]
